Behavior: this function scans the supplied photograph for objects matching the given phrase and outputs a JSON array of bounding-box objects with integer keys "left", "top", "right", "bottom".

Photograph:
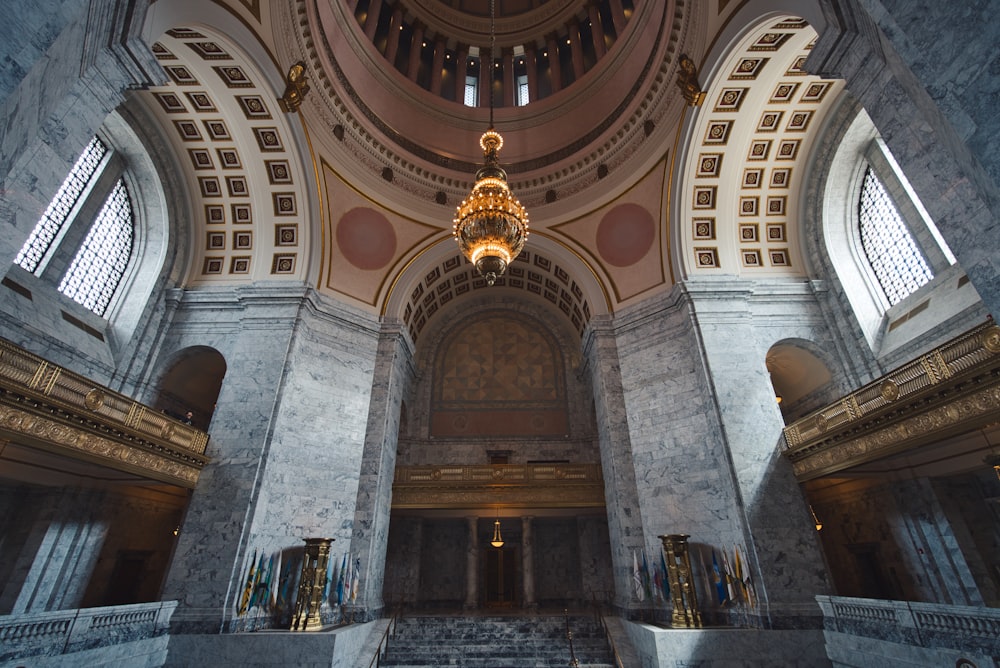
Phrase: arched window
[
  {"left": 58, "top": 179, "right": 134, "bottom": 316},
  {"left": 857, "top": 166, "right": 933, "bottom": 306},
  {"left": 15, "top": 137, "right": 108, "bottom": 273},
  {"left": 11, "top": 135, "right": 136, "bottom": 317}
]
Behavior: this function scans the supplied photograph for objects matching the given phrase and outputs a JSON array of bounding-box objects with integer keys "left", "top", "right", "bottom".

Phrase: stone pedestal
[{"left": 291, "top": 538, "right": 334, "bottom": 631}]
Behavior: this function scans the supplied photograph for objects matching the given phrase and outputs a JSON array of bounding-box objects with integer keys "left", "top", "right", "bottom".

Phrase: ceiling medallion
[{"left": 452, "top": 0, "right": 529, "bottom": 286}]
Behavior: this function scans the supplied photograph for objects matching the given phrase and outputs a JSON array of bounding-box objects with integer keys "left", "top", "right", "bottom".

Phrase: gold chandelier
[{"left": 452, "top": 0, "right": 528, "bottom": 286}]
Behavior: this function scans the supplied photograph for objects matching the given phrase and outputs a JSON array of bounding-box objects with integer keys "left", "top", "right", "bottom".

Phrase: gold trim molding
[
  {"left": 392, "top": 463, "right": 605, "bottom": 509},
  {"left": 0, "top": 338, "right": 209, "bottom": 488},
  {"left": 782, "top": 322, "right": 1000, "bottom": 481}
]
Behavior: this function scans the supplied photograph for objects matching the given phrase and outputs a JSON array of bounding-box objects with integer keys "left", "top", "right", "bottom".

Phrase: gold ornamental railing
[
  {"left": 392, "top": 463, "right": 605, "bottom": 509},
  {"left": 782, "top": 321, "right": 1000, "bottom": 481},
  {"left": 0, "top": 337, "right": 209, "bottom": 488}
]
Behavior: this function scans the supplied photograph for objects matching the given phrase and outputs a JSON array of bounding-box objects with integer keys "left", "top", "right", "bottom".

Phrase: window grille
[
  {"left": 858, "top": 166, "right": 933, "bottom": 305},
  {"left": 464, "top": 75, "right": 478, "bottom": 107},
  {"left": 516, "top": 75, "right": 529, "bottom": 106},
  {"left": 58, "top": 179, "right": 133, "bottom": 316},
  {"left": 15, "top": 137, "right": 107, "bottom": 273}
]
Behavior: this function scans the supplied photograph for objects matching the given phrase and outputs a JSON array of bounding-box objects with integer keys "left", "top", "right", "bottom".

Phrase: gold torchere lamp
[{"left": 452, "top": 0, "right": 529, "bottom": 286}]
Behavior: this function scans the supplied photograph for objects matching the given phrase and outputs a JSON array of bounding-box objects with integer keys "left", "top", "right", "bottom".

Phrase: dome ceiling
[{"left": 142, "top": 0, "right": 844, "bottom": 339}]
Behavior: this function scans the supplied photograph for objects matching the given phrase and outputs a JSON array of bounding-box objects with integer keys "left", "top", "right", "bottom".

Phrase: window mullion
[{"left": 37, "top": 153, "right": 124, "bottom": 287}]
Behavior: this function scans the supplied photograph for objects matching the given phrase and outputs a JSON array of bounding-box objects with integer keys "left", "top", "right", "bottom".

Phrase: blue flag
[{"left": 712, "top": 549, "right": 727, "bottom": 604}]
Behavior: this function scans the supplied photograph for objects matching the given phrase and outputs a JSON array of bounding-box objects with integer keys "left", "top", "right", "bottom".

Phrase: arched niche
[{"left": 152, "top": 346, "right": 226, "bottom": 430}]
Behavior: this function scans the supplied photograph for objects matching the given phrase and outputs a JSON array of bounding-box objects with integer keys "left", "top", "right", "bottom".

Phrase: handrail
[
  {"left": 589, "top": 594, "right": 625, "bottom": 668},
  {"left": 564, "top": 609, "right": 580, "bottom": 667},
  {"left": 366, "top": 606, "right": 402, "bottom": 668}
]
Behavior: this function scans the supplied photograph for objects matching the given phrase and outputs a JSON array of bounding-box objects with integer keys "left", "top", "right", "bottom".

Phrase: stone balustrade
[
  {"left": 0, "top": 600, "right": 177, "bottom": 664},
  {"left": 817, "top": 595, "right": 1000, "bottom": 664}
]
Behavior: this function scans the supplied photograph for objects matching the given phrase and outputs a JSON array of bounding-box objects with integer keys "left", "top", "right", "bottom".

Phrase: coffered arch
[
  {"left": 674, "top": 12, "right": 844, "bottom": 279},
  {"left": 140, "top": 12, "right": 313, "bottom": 288}
]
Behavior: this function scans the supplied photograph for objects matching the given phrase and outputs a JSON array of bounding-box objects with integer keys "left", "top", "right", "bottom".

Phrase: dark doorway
[
  {"left": 847, "top": 543, "right": 892, "bottom": 599},
  {"left": 484, "top": 547, "right": 517, "bottom": 607},
  {"left": 103, "top": 550, "right": 152, "bottom": 605}
]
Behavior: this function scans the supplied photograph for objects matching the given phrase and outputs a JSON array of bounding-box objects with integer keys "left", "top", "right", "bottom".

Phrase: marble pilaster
[
  {"left": 521, "top": 516, "right": 535, "bottom": 608},
  {"left": 465, "top": 517, "right": 479, "bottom": 609},
  {"left": 581, "top": 317, "right": 645, "bottom": 611},
  {"left": 350, "top": 323, "right": 414, "bottom": 617}
]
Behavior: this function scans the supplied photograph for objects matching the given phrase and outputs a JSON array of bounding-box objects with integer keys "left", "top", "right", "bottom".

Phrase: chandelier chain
[{"left": 489, "top": 0, "right": 496, "bottom": 128}]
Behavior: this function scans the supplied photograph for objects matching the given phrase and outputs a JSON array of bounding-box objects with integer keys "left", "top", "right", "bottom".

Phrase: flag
[
  {"left": 733, "top": 544, "right": 746, "bottom": 604},
  {"left": 270, "top": 551, "right": 282, "bottom": 609},
  {"left": 351, "top": 557, "right": 360, "bottom": 603},
  {"left": 277, "top": 553, "right": 295, "bottom": 611},
  {"left": 652, "top": 558, "right": 663, "bottom": 601},
  {"left": 281, "top": 552, "right": 301, "bottom": 612},
  {"left": 321, "top": 550, "right": 334, "bottom": 603},
  {"left": 641, "top": 551, "right": 652, "bottom": 601},
  {"left": 736, "top": 544, "right": 756, "bottom": 608},
  {"left": 238, "top": 549, "right": 258, "bottom": 616},
  {"left": 336, "top": 553, "right": 347, "bottom": 604},
  {"left": 659, "top": 551, "right": 671, "bottom": 599},
  {"left": 633, "top": 550, "right": 644, "bottom": 602},
  {"left": 711, "top": 549, "right": 727, "bottom": 604},
  {"left": 721, "top": 548, "right": 737, "bottom": 602},
  {"left": 259, "top": 552, "right": 275, "bottom": 611}
]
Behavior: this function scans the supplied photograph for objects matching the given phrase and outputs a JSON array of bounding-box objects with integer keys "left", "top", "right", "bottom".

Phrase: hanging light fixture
[
  {"left": 452, "top": 0, "right": 529, "bottom": 286},
  {"left": 490, "top": 507, "right": 505, "bottom": 548},
  {"left": 809, "top": 505, "right": 823, "bottom": 531}
]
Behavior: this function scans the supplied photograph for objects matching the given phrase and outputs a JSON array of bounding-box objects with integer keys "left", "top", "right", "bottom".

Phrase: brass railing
[
  {"left": 366, "top": 607, "right": 402, "bottom": 668},
  {"left": 392, "top": 463, "right": 605, "bottom": 509},
  {"left": 0, "top": 337, "right": 209, "bottom": 488},
  {"left": 782, "top": 321, "right": 1000, "bottom": 481}
]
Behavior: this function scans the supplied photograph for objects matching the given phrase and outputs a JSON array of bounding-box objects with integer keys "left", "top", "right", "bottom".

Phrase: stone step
[{"left": 378, "top": 614, "right": 615, "bottom": 668}]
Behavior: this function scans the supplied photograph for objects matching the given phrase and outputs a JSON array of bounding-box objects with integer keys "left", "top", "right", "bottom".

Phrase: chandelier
[
  {"left": 490, "top": 507, "right": 504, "bottom": 548},
  {"left": 452, "top": 0, "right": 529, "bottom": 286}
]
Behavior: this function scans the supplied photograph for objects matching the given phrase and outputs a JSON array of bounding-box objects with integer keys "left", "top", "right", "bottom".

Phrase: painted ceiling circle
[
  {"left": 336, "top": 207, "right": 397, "bottom": 271},
  {"left": 596, "top": 203, "right": 656, "bottom": 267}
]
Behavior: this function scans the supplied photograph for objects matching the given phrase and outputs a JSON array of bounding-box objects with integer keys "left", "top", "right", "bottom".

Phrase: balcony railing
[
  {"left": 0, "top": 337, "right": 209, "bottom": 488},
  {"left": 817, "top": 595, "right": 1000, "bottom": 661},
  {"left": 392, "top": 463, "right": 605, "bottom": 509},
  {"left": 0, "top": 601, "right": 176, "bottom": 664},
  {"left": 782, "top": 321, "right": 1000, "bottom": 481}
]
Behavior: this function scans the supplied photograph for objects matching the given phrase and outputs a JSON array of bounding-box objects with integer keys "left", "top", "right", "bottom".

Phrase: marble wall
[{"left": 157, "top": 286, "right": 381, "bottom": 632}]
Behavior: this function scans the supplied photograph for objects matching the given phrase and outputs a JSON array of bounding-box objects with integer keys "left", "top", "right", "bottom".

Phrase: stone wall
[{"left": 157, "top": 286, "right": 380, "bottom": 632}]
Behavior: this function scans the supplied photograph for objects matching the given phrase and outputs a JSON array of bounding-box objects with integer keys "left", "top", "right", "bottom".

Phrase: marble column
[
  {"left": 524, "top": 43, "right": 539, "bottom": 103},
  {"left": 454, "top": 44, "right": 470, "bottom": 103},
  {"left": 568, "top": 20, "right": 585, "bottom": 80},
  {"left": 521, "top": 516, "right": 536, "bottom": 608},
  {"left": 384, "top": 5, "right": 404, "bottom": 67},
  {"left": 465, "top": 516, "right": 479, "bottom": 608},
  {"left": 407, "top": 22, "right": 425, "bottom": 82},
  {"left": 545, "top": 33, "right": 562, "bottom": 94},
  {"left": 429, "top": 38, "right": 446, "bottom": 97},
  {"left": 363, "top": 0, "right": 383, "bottom": 41},
  {"left": 588, "top": 3, "right": 607, "bottom": 57},
  {"left": 503, "top": 48, "right": 515, "bottom": 107}
]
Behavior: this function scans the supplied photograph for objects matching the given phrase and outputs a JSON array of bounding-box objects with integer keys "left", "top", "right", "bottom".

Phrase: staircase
[{"left": 377, "top": 612, "right": 618, "bottom": 667}]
